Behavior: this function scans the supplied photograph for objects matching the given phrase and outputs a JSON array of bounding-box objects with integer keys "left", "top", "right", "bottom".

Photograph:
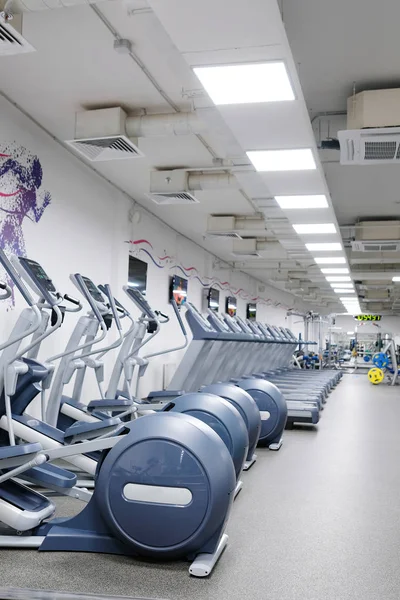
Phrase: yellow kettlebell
[{"left": 368, "top": 367, "right": 384, "bottom": 385}]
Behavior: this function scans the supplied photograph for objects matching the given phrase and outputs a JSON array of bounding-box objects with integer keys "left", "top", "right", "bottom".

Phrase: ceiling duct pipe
[
  {"left": 126, "top": 112, "right": 207, "bottom": 138},
  {"left": 187, "top": 173, "right": 239, "bottom": 191},
  {"left": 0, "top": 0, "right": 109, "bottom": 13}
]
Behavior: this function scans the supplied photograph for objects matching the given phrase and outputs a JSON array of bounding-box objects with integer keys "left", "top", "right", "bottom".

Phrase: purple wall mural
[{"left": 0, "top": 142, "right": 51, "bottom": 303}]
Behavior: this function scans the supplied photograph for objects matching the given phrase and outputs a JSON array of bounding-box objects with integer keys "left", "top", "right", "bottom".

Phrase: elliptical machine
[{"left": 0, "top": 250, "right": 237, "bottom": 577}]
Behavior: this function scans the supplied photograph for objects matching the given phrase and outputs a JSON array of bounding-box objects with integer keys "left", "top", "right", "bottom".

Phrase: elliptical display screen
[
  {"left": 225, "top": 296, "right": 237, "bottom": 317},
  {"left": 208, "top": 288, "right": 220, "bottom": 312},
  {"left": 170, "top": 275, "right": 188, "bottom": 307},
  {"left": 20, "top": 258, "right": 56, "bottom": 293},
  {"left": 246, "top": 303, "right": 257, "bottom": 321},
  {"left": 81, "top": 276, "right": 105, "bottom": 303}
]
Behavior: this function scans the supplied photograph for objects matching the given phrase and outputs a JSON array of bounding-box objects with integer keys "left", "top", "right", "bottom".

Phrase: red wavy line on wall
[
  {"left": 0, "top": 190, "right": 23, "bottom": 197},
  {"left": 127, "top": 239, "right": 154, "bottom": 250}
]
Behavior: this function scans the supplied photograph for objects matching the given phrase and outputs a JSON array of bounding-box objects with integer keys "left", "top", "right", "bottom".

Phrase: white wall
[{"left": 0, "top": 94, "right": 304, "bottom": 404}]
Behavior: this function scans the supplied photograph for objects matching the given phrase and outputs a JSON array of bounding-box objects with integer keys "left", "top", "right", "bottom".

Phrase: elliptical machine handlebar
[{"left": 0, "top": 281, "right": 11, "bottom": 301}]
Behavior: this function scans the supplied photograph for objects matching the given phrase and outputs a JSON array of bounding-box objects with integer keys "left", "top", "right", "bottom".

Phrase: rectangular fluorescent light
[
  {"left": 247, "top": 149, "right": 316, "bottom": 172},
  {"left": 275, "top": 195, "right": 328, "bottom": 210},
  {"left": 347, "top": 331, "right": 355, "bottom": 335},
  {"left": 314, "top": 256, "right": 346, "bottom": 264},
  {"left": 330, "top": 283, "right": 354, "bottom": 289},
  {"left": 321, "top": 268, "right": 349, "bottom": 274},
  {"left": 193, "top": 62, "right": 295, "bottom": 105},
  {"left": 293, "top": 223, "right": 336, "bottom": 235},
  {"left": 393, "top": 277, "right": 400, "bottom": 282},
  {"left": 334, "top": 289, "right": 355, "bottom": 294},
  {"left": 326, "top": 276, "right": 351, "bottom": 282},
  {"left": 306, "top": 243, "right": 342, "bottom": 251}
]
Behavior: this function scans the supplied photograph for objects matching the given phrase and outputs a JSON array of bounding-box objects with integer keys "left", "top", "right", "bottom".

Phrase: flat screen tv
[
  {"left": 247, "top": 303, "right": 257, "bottom": 321},
  {"left": 226, "top": 296, "right": 237, "bottom": 317},
  {"left": 128, "top": 256, "right": 148, "bottom": 295},
  {"left": 169, "top": 275, "right": 188, "bottom": 307},
  {"left": 208, "top": 288, "right": 220, "bottom": 312}
]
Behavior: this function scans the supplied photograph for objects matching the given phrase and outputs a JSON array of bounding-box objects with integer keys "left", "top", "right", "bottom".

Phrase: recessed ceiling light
[
  {"left": 326, "top": 276, "right": 352, "bottom": 282},
  {"left": 321, "top": 268, "right": 349, "bottom": 274},
  {"left": 330, "top": 283, "right": 353, "bottom": 289},
  {"left": 347, "top": 331, "right": 355, "bottom": 335},
  {"left": 306, "top": 243, "right": 342, "bottom": 252},
  {"left": 393, "top": 277, "right": 400, "bottom": 282},
  {"left": 193, "top": 62, "right": 295, "bottom": 105},
  {"left": 314, "top": 256, "right": 346, "bottom": 264},
  {"left": 334, "top": 289, "right": 356, "bottom": 294},
  {"left": 247, "top": 149, "right": 316, "bottom": 172},
  {"left": 275, "top": 195, "right": 328, "bottom": 209},
  {"left": 293, "top": 223, "right": 336, "bottom": 235}
]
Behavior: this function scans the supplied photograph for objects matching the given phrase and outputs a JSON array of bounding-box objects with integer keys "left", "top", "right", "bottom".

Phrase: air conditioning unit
[
  {"left": 147, "top": 170, "right": 199, "bottom": 205},
  {"left": 0, "top": 15, "right": 35, "bottom": 57},
  {"left": 338, "top": 127, "right": 400, "bottom": 165},
  {"left": 347, "top": 89, "right": 400, "bottom": 129},
  {"left": 66, "top": 107, "right": 143, "bottom": 162},
  {"left": 231, "top": 239, "right": 261, "bottom": 259},
  {"left": 351, "top": 241, "right": 400, "bottom": 252},
  {"left": 206, "top": 216, "right": 242, "bottom": 239}
]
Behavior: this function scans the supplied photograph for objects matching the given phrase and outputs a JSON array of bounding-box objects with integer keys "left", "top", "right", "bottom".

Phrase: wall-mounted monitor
[
  {"left": 247, "top": 303, "right": 257, "bottom": 321},
  {"left": 128, "top": 256, "right": 148, "bottom": 295},
  {"left": 226, "top": 295, "right": 237, "bottom": 317},
  {"left": 208, "top": 288, "right": 220, "bottom": 312},
  {"left": 169, "top": 275, "right": 188, "bottom": 307}
]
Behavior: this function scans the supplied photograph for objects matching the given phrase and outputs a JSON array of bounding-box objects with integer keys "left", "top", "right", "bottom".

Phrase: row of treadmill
[{"left": 0, "top": 247, "right": 342, "bottom": 578}]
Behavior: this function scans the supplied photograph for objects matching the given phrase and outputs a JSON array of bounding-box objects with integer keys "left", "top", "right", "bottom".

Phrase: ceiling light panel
[
  {"left": 193, "top": 62, "right": 295, "bottom": 105},
  {"left": 247, "top": 149, "right": 316, "bottom": 172},
  {"left": 393, "top": 277, "right": 400, "bottom": 282},
  {"left": 326, "top": 276, "right": 352, "bottom": 282},
  {"left": 293, "top": 223, "right": 336, "bottom": 235},
  {"left": 321, "top": 268, "right": 350, "bottom": 274},
  {"left": 334, "top": 289, "right": 356, "bottom": 294},
  {"left": 314, "top": 257, "right": 346, "bottom": 264},
  {"left": 330, "top": 283, "right": 354, "bottom": 289},
  {"left": 306, "top": 243, "right": 342, "bottom": 252},
  {"left": 275, "top": 195, "right": 328, "bottom": 209}
]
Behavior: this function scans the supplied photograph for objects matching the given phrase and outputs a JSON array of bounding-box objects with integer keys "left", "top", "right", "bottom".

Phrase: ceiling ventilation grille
[
  {"left": 66, "top": 135, "right": 143, "bottom": 162},
  {"left": 339, "top": 128, "right": 400, "bottom": 165},
  {"left": 231, "top": 251, "right": 261, "bottom": 258},
  {"left": 0, "top": 18, "right": 35, "bottom": 56},
  {"left": 352, "top": 241, "right": 400, "bottom": 252},
  {"left": 207, "top": 232, "right": 242, "bottom": 239},
  {"left": 147, "top": 192, "right": 200, "bottom": 205}
]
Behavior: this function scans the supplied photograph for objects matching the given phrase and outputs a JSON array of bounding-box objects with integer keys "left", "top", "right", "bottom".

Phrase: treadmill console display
[
  {"left": 81, "top": 277, "right": 105, "bottom": 304},
  {"left": 187, "top": 302, "right": 214, "bottom": 331}
]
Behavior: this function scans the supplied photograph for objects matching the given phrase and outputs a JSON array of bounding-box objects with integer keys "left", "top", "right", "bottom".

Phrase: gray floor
[{"left": 1, "top": 374, "right": 399, "bottom": 600}]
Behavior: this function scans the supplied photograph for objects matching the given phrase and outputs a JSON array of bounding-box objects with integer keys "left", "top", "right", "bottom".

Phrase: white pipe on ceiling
[
  {"left": 125, "top": 112, "right": 207, "bottom": 138},
  {"left": 3, "top": 0, "right": 107, "bottom": 12},
  {"left": 187, "top": 172, "right": 240, "bottom": 191}
]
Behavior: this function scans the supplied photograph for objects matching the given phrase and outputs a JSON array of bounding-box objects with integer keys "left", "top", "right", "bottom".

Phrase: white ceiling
[
  {"left": 282, "top": 0, "right": 400, "bottom": 312},
  {"left": 0, "top": 0, "right": 354, "bottom": 312}
]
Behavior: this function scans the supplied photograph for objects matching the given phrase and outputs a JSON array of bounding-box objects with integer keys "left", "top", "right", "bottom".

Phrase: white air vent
[
  {"left": 231, "top": 251, "right": 261, "bottom": 258},
  {"left": 352, "top": 240, "right": 400, "bottom": 252},
  {"left": 66, "top": 135, "right": 143, "bottom": 162},
  {"left": 207, "top": 232, "right": 242, "bottom": 239},
  {"left": 339, "top": 128, "right": 400, "bottom": 165},
  {"left": 146, "top": 192, "right": 199, "bottom": 205},
  {"left": 0, "top": 16, "right": 35, "bottom": 56}
]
